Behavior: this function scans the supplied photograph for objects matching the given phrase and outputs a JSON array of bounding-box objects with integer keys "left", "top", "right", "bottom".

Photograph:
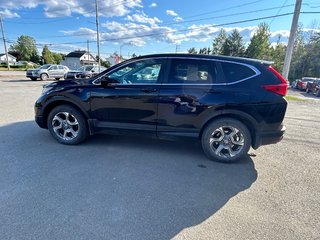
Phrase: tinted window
[
  {"left": 220, "top": 62, "right": 256, "bottom": 83},
  {"left": 107, "top": 59, "right": 163, "bottom": 84},
  {"left": 169, "top": 59, "right": 216, "bottom": 84},
  {"left": 50, "top": 66, "right": 58, "bottom": 70}
]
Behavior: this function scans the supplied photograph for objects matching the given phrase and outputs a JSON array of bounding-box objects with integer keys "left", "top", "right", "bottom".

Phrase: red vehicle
[
  {"left": 306, "top": 79, "right": 320, "bottom": 96},
  {"left": 296, "top": 77, "right": 317, "bottom": 90}
]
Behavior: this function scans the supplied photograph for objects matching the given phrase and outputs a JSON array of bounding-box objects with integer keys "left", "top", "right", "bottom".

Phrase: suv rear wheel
[
  {"left": 201, "top": 118, "right": 251, "bottom": 163},
  {"left": 47, "top": 105, "right": 88, "bottom": 144}
]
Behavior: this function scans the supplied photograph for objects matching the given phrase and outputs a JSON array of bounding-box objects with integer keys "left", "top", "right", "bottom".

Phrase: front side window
[
  {"left": 168, "top": 59, "right": 216, "bottom": 84},
  {"left": 49, "top": 66, "right": 58, "bottom": 70},
  {"left": 40, "top": 64, "right": 51, "bottom": 69},
  {"left": 107, "top": 59, "right": 163, "bottom": 84}
]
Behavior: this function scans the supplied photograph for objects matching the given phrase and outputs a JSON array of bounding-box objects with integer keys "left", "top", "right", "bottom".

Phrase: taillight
[{"left": 262, "top": 66, "right": 288, "bottom": 96}]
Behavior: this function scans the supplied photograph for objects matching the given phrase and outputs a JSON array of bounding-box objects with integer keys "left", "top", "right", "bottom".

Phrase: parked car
[
  {"left": 306, "top": 79, "right": 320, "bottom": 96},
  {"left": 34, "top": 54, "right": 288, "bottom": 163},
  {"left": 291, "top": 80, "right": 298, "bottom": 88},
  {"left": 64, "top": 65, "right": 106, "bottom": 80},
  {"left": 296, "top": 77, "right": 317, "bottom": 90},
  {"left": 26, "top": 64, "right": 69, "bottom": 81}
]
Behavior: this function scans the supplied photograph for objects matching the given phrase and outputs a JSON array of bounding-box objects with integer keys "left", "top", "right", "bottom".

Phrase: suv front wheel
[
  {"left": 47, "top": 105, "right": 88, "bottom": 145},
  {"left": 201, "top": 118, "right": 251, "bottom": 163}
]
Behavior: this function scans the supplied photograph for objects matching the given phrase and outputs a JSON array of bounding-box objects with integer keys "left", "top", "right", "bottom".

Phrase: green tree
[
  {"left": 221, "top": 29, "right": 245, "bottom": 57},
  {"left": 212, "top": 29, "right": 227, "bottom": 55},
  {"left": 246, "top": 23, "right": 271, "bottom": 60},
  {"left": 9, "top": 35, "right": 39, "bottom": 62},
  {"left": 270, "top": 36, "right": 286, "bottom": 73},
  {"left": 52, "top": 52, "right": 63, "bottom": 64},
  {"left": 199, "top": 47, "right": 211, "bottom": 55},
  {"left": 42, "top": 45, "right": 55, "bottom": 64},
  {"left": 188, "top": 47, "right": 197, "bottom": 54}
]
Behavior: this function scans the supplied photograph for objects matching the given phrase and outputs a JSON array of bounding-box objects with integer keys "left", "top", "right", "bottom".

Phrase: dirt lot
[{"left": 0, "top": 72, "right": 319, "bottom": 240}]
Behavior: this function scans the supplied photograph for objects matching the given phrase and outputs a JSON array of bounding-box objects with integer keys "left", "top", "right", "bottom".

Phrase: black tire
[
  {"left": 201, "top": 118, "right": 251, "bottom": 163},
  {"left": 306, "top": 88, "right": 310, "bottom": 94},
  {"left": 30, "top": 77, "right": 37, "bottom": 81},
  {"left": 316, "top": 89, "right": 320, "bottom": 97},
  {"left": 55, "top": 78, "right": 60, "bottom": 81},
  {"left": 47, "top": 105, "right": 88, "bottom": 145},
  {"left": 40, "top": 73, "right": 48, "bottom": 81}
]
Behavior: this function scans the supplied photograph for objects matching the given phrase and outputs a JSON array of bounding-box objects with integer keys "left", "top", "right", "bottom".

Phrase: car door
[
  {"left": 48, "top": 65, "right": 58, "bottom": 78},
  {"left": 90, "top": 58, "right": 167, "bottom": 135},
  {"left": 157, "top": 58, "right": 221, "bottom": 139},
  {"left": 57, "top": 66, "right": 66, "bottom": 77}
]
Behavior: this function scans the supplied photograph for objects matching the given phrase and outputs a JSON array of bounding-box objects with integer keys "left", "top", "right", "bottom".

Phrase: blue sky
[{"left": 1, "top": 0, "right": 319, "bottom": 58}]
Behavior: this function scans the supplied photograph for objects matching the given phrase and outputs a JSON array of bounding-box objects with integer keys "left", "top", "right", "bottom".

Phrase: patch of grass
[
  {"left": 285, "top": 95, "right": 306, "bottom": 101},
  {"left": 0, "top": 67, "right": 26, "bottom": 71}
]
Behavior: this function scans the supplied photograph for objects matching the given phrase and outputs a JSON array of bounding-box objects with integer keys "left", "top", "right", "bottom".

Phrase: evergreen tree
[
  {"left": 42, "top": 45, "right": 55, "bottom": 64},
  {"left": 212, "top": 29, "right": 227, "bottom": 55},
  {"left": 221, "top": 29, "right": 245, "bottom": 57},
  {"left": 270, "top": 36, "right": 286, "bottom": 73},
  {"left": 246, "top": 23, "right": 271, "bottom": 60},
  {"left": 188, "top": 47, "right": 197, "bottom": 54}
]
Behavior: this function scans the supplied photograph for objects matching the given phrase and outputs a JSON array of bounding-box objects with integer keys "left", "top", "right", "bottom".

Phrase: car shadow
[{"left": 0, "top": 121, "right": 257, "bottom": 240}]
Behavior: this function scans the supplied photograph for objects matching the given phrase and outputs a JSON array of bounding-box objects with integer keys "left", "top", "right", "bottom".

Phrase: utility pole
[
  {"left": 0, "top": 16, "right": 10, "bottom": 70},
  {"left": 175, "top": 44, "right": 179, "bottom": 53},
  {"left": 87, "top": 40, "right": 90, "bottom": 62},
  {"left": 95, "top": 0, "right": 101, "bottom": 72},
  {"left": 282, "top": 0, "right": 302, "bottom": 80}
]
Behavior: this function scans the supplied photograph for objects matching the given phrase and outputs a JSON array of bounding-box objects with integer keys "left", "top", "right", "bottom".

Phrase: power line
[
  {"left": 6, "top": 11, "right": 320, "bottom": 48},
  {"left": 31, "top": 12, "right": 297, "bottom": 46},
  {"left": 3, "top": 4, "right": 299, "bottom": 40}
]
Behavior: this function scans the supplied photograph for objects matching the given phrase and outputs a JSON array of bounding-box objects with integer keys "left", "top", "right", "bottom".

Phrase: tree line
[
  {"left": 7, "top": 22, "right": 320, "bottom": 80},
  {"left": 8, "top": 35, "right": 65, "bottom": 65},
  {"left": 188, "top": 22, "right": 320, "bottom": 81}
]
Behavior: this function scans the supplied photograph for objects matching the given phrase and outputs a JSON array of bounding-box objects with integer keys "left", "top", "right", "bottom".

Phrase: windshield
[{"left": 39, "top": 64, "right": 51, "bottom": 69}]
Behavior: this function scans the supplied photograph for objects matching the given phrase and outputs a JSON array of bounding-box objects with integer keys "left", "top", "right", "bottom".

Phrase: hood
[{"left": 44, "top": 78, "right": 90, "bottom": 89}]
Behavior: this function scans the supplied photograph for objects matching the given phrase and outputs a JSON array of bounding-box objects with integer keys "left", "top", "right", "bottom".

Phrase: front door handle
[{"left": 141, "top": 88, "right": 158, "bottom": 93}]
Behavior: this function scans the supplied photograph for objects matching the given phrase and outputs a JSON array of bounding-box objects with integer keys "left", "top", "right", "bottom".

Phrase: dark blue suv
[{"left": 35, "top": 54, "right": 288, "bottom": 163}]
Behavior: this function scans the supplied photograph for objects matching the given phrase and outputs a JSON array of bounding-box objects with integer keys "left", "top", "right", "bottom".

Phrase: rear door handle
[{"left": 141, "top": 88, "right": 158, "bottom": 93}]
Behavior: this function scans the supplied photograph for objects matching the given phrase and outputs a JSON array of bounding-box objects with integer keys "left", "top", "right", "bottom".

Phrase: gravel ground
[{"left": 0, "top": 76, "right": 319, "bottom": 240}]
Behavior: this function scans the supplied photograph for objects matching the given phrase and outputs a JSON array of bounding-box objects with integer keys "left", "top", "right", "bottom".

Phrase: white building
[
  {"left": 0, "top": 53, "right": 17, "bottom": 65},
  {"left": 60, "top": 51, "right": 97, "bottom": 70}
]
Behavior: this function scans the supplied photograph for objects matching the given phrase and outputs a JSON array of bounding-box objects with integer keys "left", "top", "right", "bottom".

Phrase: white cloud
[
  {"left": 149, "top": 3, "right": 157, "bottom": 8},
  {"left": 166, "top": 10, "right": 178, "bottom": 17},
  {"left": 0, "top": 9, "right": 20, "bottom": 18},
  {"left": 62, "top": 22, "right": 293, "bottom": 47},
  {"left": 126, "top": 12, "right": 161, "bottom": 25},
  {"left": 0, "top": 0, "right": 142, "bottom": 18},
  {"left": 174, "top": 17, "right": 183, "bottom": 22}
]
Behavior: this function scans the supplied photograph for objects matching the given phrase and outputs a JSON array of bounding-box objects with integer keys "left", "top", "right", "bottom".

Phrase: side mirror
[{"left": 100, "top": 76, "right": 118, "bottom": 88}]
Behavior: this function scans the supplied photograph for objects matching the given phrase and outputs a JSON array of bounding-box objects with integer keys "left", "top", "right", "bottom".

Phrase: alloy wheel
[
  {"left": 209, "top": 126, "right": 245, "bottom": 158},
  {"left": 52, "top": 112, "right": 79, "bottom": 141}
]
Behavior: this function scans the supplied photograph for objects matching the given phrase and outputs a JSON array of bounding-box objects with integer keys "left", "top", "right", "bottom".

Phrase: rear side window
[
  {"left": 168, "top": 59, "right": 217, "bottom": 84},
  {"left": 220, "top": 62, "right": 256, "bottom": 83}
]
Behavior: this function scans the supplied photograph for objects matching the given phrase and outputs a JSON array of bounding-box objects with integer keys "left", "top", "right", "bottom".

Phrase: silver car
[
  {"left": 64, "top": 65, "right": 107, "bottom": 80},
  {"left": 26, "top": 64, "right": 69, "bottom": 81}
]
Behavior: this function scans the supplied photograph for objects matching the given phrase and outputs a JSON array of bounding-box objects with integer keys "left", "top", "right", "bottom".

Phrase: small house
[{"left": 60, "top": 51, "right": 97, "bottom": 70}]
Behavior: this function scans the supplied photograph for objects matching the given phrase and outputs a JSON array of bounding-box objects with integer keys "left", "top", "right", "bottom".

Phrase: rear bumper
[{"left": 252, "top": 124, "right": 285, "bottom": 149}]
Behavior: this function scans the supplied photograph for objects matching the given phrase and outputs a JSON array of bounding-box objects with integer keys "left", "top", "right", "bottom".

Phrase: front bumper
[{"left": 26, "top": 72, "right": 40, "bottom": 78}]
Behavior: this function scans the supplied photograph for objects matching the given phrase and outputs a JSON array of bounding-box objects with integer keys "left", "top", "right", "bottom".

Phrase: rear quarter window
[{"left": 220, "top": 62, "right": 256, "bottom": 83}]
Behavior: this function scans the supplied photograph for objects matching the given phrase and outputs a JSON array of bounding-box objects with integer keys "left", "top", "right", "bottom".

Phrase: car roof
[{"left": 131, "top": 53, "right": 274, "bottom": 65}]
